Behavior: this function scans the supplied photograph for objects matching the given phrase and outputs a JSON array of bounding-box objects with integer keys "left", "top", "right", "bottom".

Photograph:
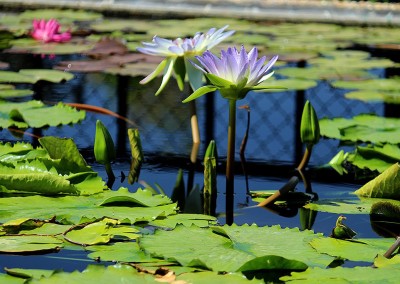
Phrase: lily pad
[
  {"left": 319, "top": 114, "right": 400, "bottom": 144},
  {"left": 8, "top": 40, "right": 95, "bottom": 55},
  {"left": 331, "top": 78, "right": 400, "bottom": 92},
  {"left": 355, "top": 163, "right": 400, "bottom": 199},
  {"left": 139, "top": 224, "right": 333, "bottom": 272},
  {"left": 258, "top": 78, "right": 318, "bottom": 91},
  {"left": 148, "top": 213, "right": 218, "bottom": 229},
  {"left": 63, "top": 218, "right": 140, "bottom": 246},
  {"left": 344, "top": 89, "right": 400, "bottom": 104},
  {"left": 0, "top": 235, "right": 63, "bottom": 253},
  {"left": 26, "top": 264, "right": 156, "bottom": 283},
  {"left": 0, "top": 190, "right": 177, "bottom": 225},
  {"left": 19, "top": 9, "right": 102, "bottom": 22},
  {"left": 19, "top": 69, "right": 74, "bottom": 83},
  {"left": 280, "top": 266, "right": 400, "bottom": 283},
  {"left": 0, "top": 88, "right": 33, "bottom": 99},
  {"left": 277, "top": 66, "right": 371, "bottom": 81},
  {"left": 0, "top": 101, "right": 86, "bottom": 129}
]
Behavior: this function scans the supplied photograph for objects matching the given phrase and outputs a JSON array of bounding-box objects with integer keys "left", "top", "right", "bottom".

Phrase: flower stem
[
  {"left": 296, "top": 145, "right": 313, "bottom": 172},
  {"left": 187, "top": 98, "right": 200, "bottom": 195},
  {"left": 226, "top": 99, "right": 236, "bottom": 225}
]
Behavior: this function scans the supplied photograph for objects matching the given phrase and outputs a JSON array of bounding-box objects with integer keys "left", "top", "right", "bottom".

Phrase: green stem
[
  {"left": 105, "top": 162, "right": 115, "bottom": 187},
  {"left": 226, "top": 99, "right": 236, "bottom": 225}
]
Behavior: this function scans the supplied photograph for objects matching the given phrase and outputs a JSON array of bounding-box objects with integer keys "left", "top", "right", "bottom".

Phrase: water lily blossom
[
  {"left": 137, "top": 26, "right": 235, "bottom": 95},
  {"left": 31, "top": 19, "right": 71, "bottom": 43},
  {"left": 183, "top": 46, "right": 279, "bottom": 102},
  {"left": 182, "top": 46, "right": 280, "bottom": 225}
]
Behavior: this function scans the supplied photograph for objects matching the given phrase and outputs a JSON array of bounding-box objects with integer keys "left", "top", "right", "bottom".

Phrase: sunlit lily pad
[
  {"left": 319, "top": 114, "right": 400, "bottom": 144},
  {"left": 0, "top": 189, "right": 177, "bottom": 224},
  {"left": 345, "top": 89, "right": 400, "bottom": 104},
  {"left": 355, "top": 163, "right": 400, "bottom": 199},
  {"left": 310, "top": 237, "right": 394, "bottom": 262},
  {"left": 140, "top": 224, "right": 332, "bottom": 272},
  {"left": 8, "top": 39, "right": 95, "bottom": 55},
  {"left": 148, "top": 213, "right": 218, "bottom": 229},
  {"left": 87, "top": 241, "right": 160, "bottom": 263},
  {"left": 309, "top": 57, "right": 396, "bottom": 70},
  {"left": 0, "top": 101, "right": 85, "bottom": 129},
  {"left": 26, "top": 264, "right": 155, "bottom": 283},
  {"left": 258, "top": 78, "right": 318, "bottom": 91},
  {"left": 19, "top": 9, "right": 102, "bottom": 22},
  {"left": 280, "top": 266, "right": 399, "bottom": 283},
  {"left": 277, "top": 66, "right": 371, "bottom": 81},
  {"left": 63, "top": 218, "right": 140, "bottom": 245},
  {"left": 0, "top": 235, "right": 63, "bottom": 253},
  {"left": 0, "top": 69, "right": 73, "bottom": 84},
  {"left": 4, "top": 268, "right": 54, "bottom": 281},
  {"left": 331, "top": 78, "right": 400, "bottom": 92},
  {"left": 0, "top": 88, "right": 33, "bottom": 99}
]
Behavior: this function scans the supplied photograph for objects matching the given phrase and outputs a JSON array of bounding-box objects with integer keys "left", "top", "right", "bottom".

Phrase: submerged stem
[{"left": 226, "top": 99, "right": 237, "bottom": 225}]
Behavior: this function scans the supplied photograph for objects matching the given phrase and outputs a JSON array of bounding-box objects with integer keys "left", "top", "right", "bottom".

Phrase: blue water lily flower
[
  {"left": 137, "top": 26, "right": 235, "bottom": 95},
  {"left": 183, "top": 46, "right": 279, "bottom": 102}
]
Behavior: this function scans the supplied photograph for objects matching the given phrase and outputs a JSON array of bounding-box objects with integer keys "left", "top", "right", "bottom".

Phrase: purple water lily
[
  {"left": 137, "top": 26, "right": 234, "bottom": 95},
  {"left": 183, "top": 46, "right": 280, "bottom": 225},
  {"left": 184, "top": 46, "right": 278, "bottom": 101}
]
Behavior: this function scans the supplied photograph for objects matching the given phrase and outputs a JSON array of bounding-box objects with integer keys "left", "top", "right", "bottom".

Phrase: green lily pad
[
  {"left": 148, "top": 213, "right": 218, "bottom": 229},
  {"left": 280, "top": 266, "right": 400, "bottom": 283},
  {"left": 0, "top": 101, "right": 86, "bottom": 129},
  {"left": 355, "top": 163, "right": 400, "bottom": 199},
  {"left": 309, "top": 57, "right": 396, "bottom": 70},
  {"left": 63, "top": 218, "right": 140, "bottom": 245},
  {"left": 19, "top": 9, "right": 102, "bottom": 22},
  {"left": 345, "top": 89, "right": 400, "bottom": 104},
  {"left": 0, "top": 235, "right": 63, "bottom": 253},
  {"left": 87, "top": 241, "right": 160, "bottom": 263},
  {"left": 310, "top": 237, "right": 394, "bottom": 262},
  {"left": 99, "top": 187, "right": 172, "bottom": 207},
  {"left": 177, "top": 271, "right": 264, "bottom": 283},
  {"left": 0, "top": 88, "right": 33, "bottom": 99},
  {"left": 26, "top": 264, "right": 156, "bottom": 283},
  {"left": 319, "top": 114, "right": 400, "bottom": 144},
  {"left": 9, "top": 40, "right": 95, "bottom": 55},
  {"left": 140, "top": 224, "right": 333, "bottom": 272},
  {"left": 258, "top": 78, "right": 318, "bottom": 91},
  {"left": 0, "top": 190, "right": 177, "bottom": 225},
  {"left": 4, "top": 268, "right": 54, "bottom": 281},
  {"left": 331, "top": 78, "right": 400, "bottom": 92},
  {"left": 277, "top": 66, "right": 371, "bottom": 81},
  {"left": 19, "top": 69, "right": 74, "bottom": 83}
]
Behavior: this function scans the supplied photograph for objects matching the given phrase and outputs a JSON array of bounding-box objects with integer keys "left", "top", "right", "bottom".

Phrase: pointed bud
[
  {"left": 94, "top": 120, "right": 116, "bottom": 165},
  {"left": 300, "top": 100, "right": 320, "bottom": 147}
]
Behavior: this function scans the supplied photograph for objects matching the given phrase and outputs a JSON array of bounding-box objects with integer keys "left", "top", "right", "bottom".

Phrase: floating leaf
[
  {"left": 19, "top": 69, "right": 74, "bottom": 83},
  {"left": 355, "top": 163, "right": 400, "bottom": 199},
  {"left": 345, "top": 89, "right": 400, "bottom": 104},
  {"left": 276, "top": 66, "right": 371, "bottom": 81},
  {"left": 177, "top": 271, "right": 264, "bottom": 283},
  {"left": 148, "top": 213, "right": 217, "bottom": 229},
  {"left": 258, "top": 78, "right": 318, "bottom": 91},
  {"left": 25, "top": 264, "right": 156, "bottom": 283},
  {"left": 0, "top": 88, "right": 33, "bottom": 99},
  {"left": 139, "top": 224, "right": 332, "bottom": 272},
  {"left": 0, "top": 190, "right": 177, "bottom": 225},
  {"left": 87, "top": 241, "right": 160, "bottom": 263},
  {"left": 4, "top": 268, "right": 54, "bottom": 281},
  {"left": 319, "top": 114, "right": 400, "bottom": 144},
  {"left": 19, "top": 9, "right": 102, "bottom": 22},
  {"left": 310, "top": 237, "right": 394, "bottom": 262},
  {"left": 99, "top": 187, "right": 172, "bottom": 207},
  {"left": 280, "top": 266, "right": 399, "bottom": 283},
  {"left": 331, "top": 78, "right": 400, "bottom": 92},
  {"left": 0, "top": 101, "right": 85, "bottom": 129},
  {"left": 0, "top": 235, "right": 62, "bottom": 253},
  {"left": 63, "top": 218, "right": 140, "bottom": 245}
]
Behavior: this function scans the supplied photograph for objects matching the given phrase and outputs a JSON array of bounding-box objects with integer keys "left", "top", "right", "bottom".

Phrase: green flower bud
[
  {"left": 331, "top": 215, "right": 357, "bottom": 239},
  {"left": 94, "top": 120, "right": 116, "bottom": 165},
  {"left": 300, "top": 100, "right": 320, "bottom": 147}
]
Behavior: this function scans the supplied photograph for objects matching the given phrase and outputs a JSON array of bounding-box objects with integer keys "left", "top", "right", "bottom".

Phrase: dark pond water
[{"left": 0, "top": 31, "right": 399, "bottom": 272}]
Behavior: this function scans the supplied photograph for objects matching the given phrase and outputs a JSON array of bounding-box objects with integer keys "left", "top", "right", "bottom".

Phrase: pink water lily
[{"left": 31, "top": 19, "right": 71, "bottom": 43}]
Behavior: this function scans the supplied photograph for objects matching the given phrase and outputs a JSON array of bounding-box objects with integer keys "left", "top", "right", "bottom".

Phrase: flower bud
[
  {"left": 300, "top": 100, "right": 320, "bottom": 147},
  {"left": 94, "top": 120, "right": 116, "bottom": 165}
]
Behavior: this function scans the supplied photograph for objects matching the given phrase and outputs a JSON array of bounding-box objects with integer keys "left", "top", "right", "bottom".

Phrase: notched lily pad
[{"left": 0, "top": 235, "right": 63, "bottom": 254}]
